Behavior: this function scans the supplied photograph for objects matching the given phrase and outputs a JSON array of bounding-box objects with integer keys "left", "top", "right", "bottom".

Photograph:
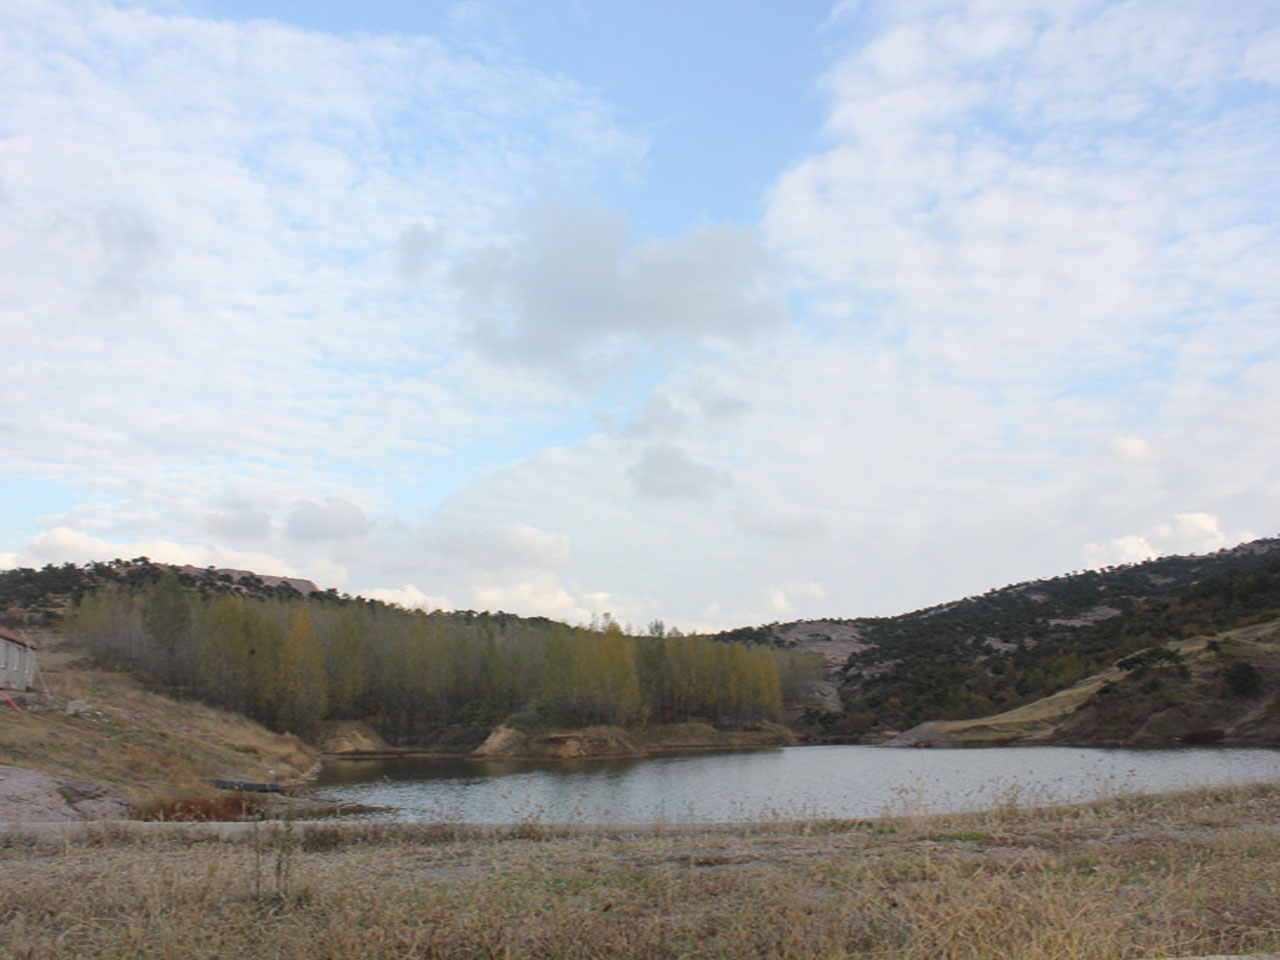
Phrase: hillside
[
  {"left": 4, "top": 540, "right": 1279, "bottom": 754},
  {"left": 713, "top": 536, "right": 1280, "bottom": 737},
  {"left": 884, "top": 617, "right": 1280, "bottom": 747},
  {"left": 0, "top": 558, "right": 325, "bottom": 626},
  {"left": 0, "top": 629, "right": 317, "bottom": 817}
]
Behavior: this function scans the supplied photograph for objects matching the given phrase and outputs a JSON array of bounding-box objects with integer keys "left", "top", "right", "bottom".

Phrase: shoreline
[
  {"left": 8, "top": 771, "right": 1280, "bottom": 838},
  {"left": 321, "top": 741, "right": 797, "bottom": 763},
  {"left": 320, "top": 721, "right": 797, "bottom": 764},
  {"left": 320, "top": 737, "right": 1280, "bottom": 762}
]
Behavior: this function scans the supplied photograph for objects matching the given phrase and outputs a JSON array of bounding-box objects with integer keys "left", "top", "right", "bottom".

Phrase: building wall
[{"left": 0, "top": 639, "right": 34, "bottom": 691}]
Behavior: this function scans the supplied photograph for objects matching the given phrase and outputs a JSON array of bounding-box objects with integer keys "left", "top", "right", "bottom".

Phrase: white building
[{"left": 0, "top": 627, "right": 37, "bottom": 691}]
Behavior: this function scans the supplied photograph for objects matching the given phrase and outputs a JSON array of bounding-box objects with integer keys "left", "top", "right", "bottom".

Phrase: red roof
[{"left": 0, "top": 627, "right": 37, "bottom": 650}]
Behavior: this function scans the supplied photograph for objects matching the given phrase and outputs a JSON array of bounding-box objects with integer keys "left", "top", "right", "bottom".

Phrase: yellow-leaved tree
[{"left": 276, "top": 609, "right": 327, "bottom": 736}]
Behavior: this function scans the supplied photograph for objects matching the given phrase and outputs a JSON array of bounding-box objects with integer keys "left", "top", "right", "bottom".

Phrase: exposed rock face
[
  {"left": 470, "top": 723, "right": 795, "bottom": 759},
  {"left": 175, "top": 565, "right": 319, "bottom": 596},
  {"left": 472, "top": 726, "right": 643, "bottom": 760},
  {"left": 316, "top": 721, "right": 389, "bottom": 754},
  {"left": 881, "top": 722, "right": 947, "bottom": 748},
  {"left": 0, "top": 764, "right": 130, "bottom": 821}
]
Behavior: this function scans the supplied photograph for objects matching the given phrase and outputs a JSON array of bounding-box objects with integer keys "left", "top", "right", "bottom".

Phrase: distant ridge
[
  {"left": 173, "top": 565, "right": 319, "bottom": 597},
  {"left": 0, "top": 557, "right": 332, "bottom": 625},
  {"left": 711, "top": 535, "right": 1280, "bottom": 738}
]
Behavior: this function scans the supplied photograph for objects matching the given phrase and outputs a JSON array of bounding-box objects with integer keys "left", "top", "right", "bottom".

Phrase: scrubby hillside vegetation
[
  {"left": 884, "top": 618, "right": 1280, "bottom": 748},
  {"left": 0, "top": 557, "right": 324, "bottom": 625},
  {"left": 714, "top": 537, "right": 1280, "bottom": 736},
  {"left": 0, "top": 559, "right": 822, "bottom": 747}
]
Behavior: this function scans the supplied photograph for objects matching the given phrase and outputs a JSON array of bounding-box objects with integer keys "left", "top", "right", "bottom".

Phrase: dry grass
[
  {"left": 133, "top": 793, "right": 269, "bottom": 822},
  {"left": 0, "top": 636, "right": 317, "bottom": 808},
  {"left": 3, "top": 781, "right": 1279, "bottom": 959}
]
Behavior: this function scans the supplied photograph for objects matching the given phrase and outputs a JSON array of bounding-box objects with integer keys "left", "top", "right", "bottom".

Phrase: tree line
[{"left": 70, "top": 574, "right": 821, "bottom": 743}]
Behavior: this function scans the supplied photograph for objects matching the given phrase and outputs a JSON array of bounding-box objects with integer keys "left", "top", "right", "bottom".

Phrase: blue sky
[
  {"left": 2, "top": 0, "right": 1278, "bottom": 629},
  {"left": 198, "top": 0, "right": 834, "bottom": 238}
]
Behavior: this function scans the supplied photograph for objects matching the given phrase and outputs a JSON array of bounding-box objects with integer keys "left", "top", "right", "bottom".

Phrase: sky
[{"left": 2, "top": 0, "right": 1278, "bottom": 632}]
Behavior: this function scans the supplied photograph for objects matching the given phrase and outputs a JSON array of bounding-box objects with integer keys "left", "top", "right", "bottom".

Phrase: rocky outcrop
[
  {"left": 472, "top": 726, "right": 642, "bottom": 760},
  {"left": 470, "top": 723, "right": 796, "bottom": 760},
  {"left": 315, "top": 721, "right": 389, "bottom": 754},
  {"left": 0, "top": 764, "right": 130, "bottom": 821}
]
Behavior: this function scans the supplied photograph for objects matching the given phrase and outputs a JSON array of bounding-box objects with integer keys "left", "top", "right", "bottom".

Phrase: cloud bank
[{"left": 2, "top": 0, "right": 1277, "bottom": 629}]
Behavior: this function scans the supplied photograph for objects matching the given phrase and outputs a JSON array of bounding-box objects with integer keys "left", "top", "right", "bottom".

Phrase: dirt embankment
[
  {"left": 468, "top": 722, "right": 794, "bottom": 760},
  {"left": 314, "top": 720, "right": 391, "bottom": 755},
  {"left": 0, "top": 633, "right": 318, "bottom": 818},
  {"left": 886, "top": 619, "right": 1280, "bottom": 748}
]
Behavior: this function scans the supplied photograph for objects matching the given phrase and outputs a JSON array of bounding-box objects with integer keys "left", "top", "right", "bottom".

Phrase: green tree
[
  {"left": 141, "top": 571, "right": 192, "bottom": 683},
  {"left": 276, "top": 609, "right": 327, "bottom": 735},
  {"left": 1223, "top": 660, "right": 1264, "bottom": 698}
]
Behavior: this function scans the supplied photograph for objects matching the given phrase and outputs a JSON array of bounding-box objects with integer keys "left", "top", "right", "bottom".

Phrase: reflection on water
[{"left": 312, "top": 745, "right": 1280, "bottom": 824}]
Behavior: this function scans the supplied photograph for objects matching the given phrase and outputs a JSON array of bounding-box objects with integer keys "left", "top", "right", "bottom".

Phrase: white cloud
[
  {"left": 763, "top": 580, "right": 828, "bottom": 615},
  {"left": 10, "top": 526, "right": 300, "bottom": 578},
  {"left": 361, "top": 584, "right": 450, "bottom": 612},
  {"left": 419, "top": 520, "right": 571, "bottom": 573},
  {"left": 1085, "top": 535, "right": 1159, "bottom": 567},
  {"left": 395, "top": 224, "right": 442, "bottom": 283},
  {"left": 203, "top": 504, "right": 272, "bottom": 541},
  {"left": 765, "top": 1, "right": 1279, "bottom": 402},
  {"left": 1084, "top": 512, "right": 1259, "bottom": 568},
  {"left": 626, "top": 444, "right": 729, "bottom": 500},
  {"left": 453, "top": 200, "right": 782, "bottom": 375},
  {"left": 1242, "top": 30, "right": 1280, "bottom": 83},
  {"left": 0, "top": 0, "right": 639, "bottom": 511},
  {"left": 470, "top": 576, "right": 585, "bottom": 621},
  {"left": 3, "top": 1, "right": 1278, "bottom": 634},
  {"left": 1107, "top": 436, "right": 1157, "bottom": 464},
  {"left": 732, "top": 505, "right": 826, "bottom": 542},
  {"left": 285, "top": 498, "right": 370, "bottom": 542}
]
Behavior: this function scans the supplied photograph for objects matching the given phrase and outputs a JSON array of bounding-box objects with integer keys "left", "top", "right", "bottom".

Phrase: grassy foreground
[{"left": 3, "top": 782, "right": 1280, "bottom": 959}]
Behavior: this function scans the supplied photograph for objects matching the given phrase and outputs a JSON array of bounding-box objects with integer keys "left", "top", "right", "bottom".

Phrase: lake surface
[{"left": 313, "top": 745, "right": 1280, "bottom": 824}]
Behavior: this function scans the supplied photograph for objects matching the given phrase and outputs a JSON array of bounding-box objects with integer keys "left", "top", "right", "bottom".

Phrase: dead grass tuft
[{"left": 136, "top": 793, "right": 267, "bottom": 822}]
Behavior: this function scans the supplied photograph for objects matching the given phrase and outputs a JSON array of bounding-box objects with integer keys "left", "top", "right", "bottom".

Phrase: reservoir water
[{"left": 314, "top": 745, "right": 1280, "bottom": 824}]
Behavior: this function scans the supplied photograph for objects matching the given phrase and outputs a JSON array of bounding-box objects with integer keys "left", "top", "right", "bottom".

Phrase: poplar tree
[{"left": 276, "top": 609, "right": 326, "bottom": 735}]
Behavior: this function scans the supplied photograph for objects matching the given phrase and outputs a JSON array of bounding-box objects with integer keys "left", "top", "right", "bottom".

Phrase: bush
[
  {"left": 505, "top": 700, "right": 554, "bottom": 731},
  {"left": 1223, "top": 660, "right": 1264, "bottom": 698},
  {"left": 1117, "top": 645, "right": 1186, "bottom": 675}
]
